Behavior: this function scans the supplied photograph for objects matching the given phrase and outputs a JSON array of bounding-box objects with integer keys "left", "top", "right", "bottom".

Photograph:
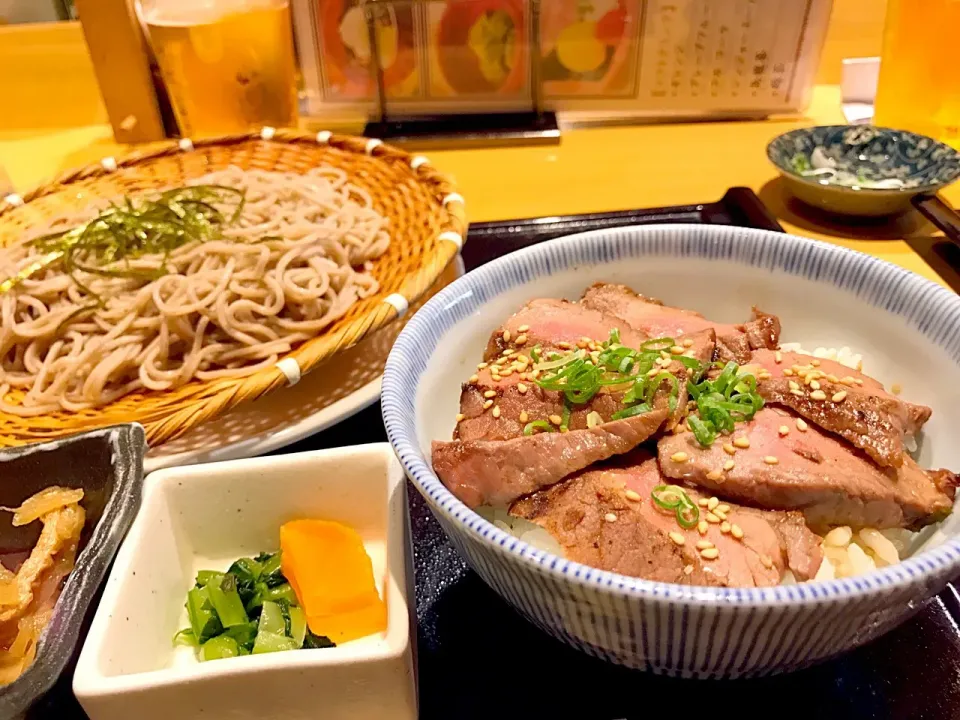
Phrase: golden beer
[{"left": 144, "top": 0, "right": 298, "bottom": 136}]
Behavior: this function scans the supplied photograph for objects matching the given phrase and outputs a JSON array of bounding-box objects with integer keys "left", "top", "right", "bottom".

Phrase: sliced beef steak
[
  {"left": 748, "top": 350, "right": 932, "bottom": 468},
  {"left": 483, "top": 298, "right": 645, "bottom": 362},
  {"left": 457, "top": 321, "right": 714, "bottom": 442},
  {"left": 433, "top": 407, "right": 669, "bottom": 508},
  {"left": 658, "top": 407, "right": 955, "bottom": 529},
  {"left": 580, "top": 282, "right": 780, "bottom": 363},
  {"left": 510, "top": 453, "right": 823, "bottom": 587}
]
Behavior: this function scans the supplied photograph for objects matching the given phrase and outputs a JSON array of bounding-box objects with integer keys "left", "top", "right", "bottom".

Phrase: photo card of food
[
  {"left": 292, "top": 0, "right": 426, "bottom": 117},
  {"left": 539, "top": 0, "right": 642, "bottom": 100},
  {"left": 419, "top": 0, "right": 534, "bottom": 113}
]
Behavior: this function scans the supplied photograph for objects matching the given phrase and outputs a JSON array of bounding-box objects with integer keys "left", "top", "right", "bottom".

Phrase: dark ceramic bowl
[
  {"left": 0, "top": 425, "right": 145, "bottom": 718},
  {"left": 767, "top": 125, "right": 960, "bottom": 216}
]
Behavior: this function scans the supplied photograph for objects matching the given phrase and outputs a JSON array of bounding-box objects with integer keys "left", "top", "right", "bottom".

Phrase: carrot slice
[{"left": 280, "top": 519, "right": 387, "bottom": 644}]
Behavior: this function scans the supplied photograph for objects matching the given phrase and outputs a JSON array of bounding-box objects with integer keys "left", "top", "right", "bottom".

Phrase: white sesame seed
[
  {"left": 670, "top": 345, "right": 684, "bottom": 355},
  {"left": 775, "top": 351, "right": 782, "bottom": 363},
  {"left": 788, "top": 380, "right": 800, "bottom": 391},
  {"left": 625, "top": 490, "right": 642, "bottom": 502},
  {"left": 698, "top": 497, "right": 710, "bottom": 507},
  {"left": 557, "top": 341, "right": 572, "bottom": 350},
  {"left": 706, "top": 469, "right": 723, "bottom": 481},
  {"left": 764, "top": 455, "right": 779, "bottom": 465},
  {"left": 832, "top": 390, "right": 847, "bottom": 402},
  {"left": 826, "top": 374, "right": 839, "bottom": 383},
  {"left": 855, "top": 378, "right": 864, "bottom": 386},
  {"left": 810, "top": 379, "right": 821, "bottom": 390},
  {"left": 714, "top": 510, "right": 727, "bottom": 521},
  {"left": 760, "top": 554, "right": 774, "bottom": 569},
  {"left": 455, "top": 413, "right": 465, "bottom": 422},
  {"left": 700, "top": 548, "right": 720, "bottom": 560},
  {"left": 790, "top": 389, "right": 804, "bottom": 397},
  {"left": 723, "top": 460, "right": 735, "bottom": 471},
  {"left": 501, "top": 349, "right": 514, "bottom": 357},
  {"left": 671, "top": 452, "right": 688, "bottom": 463},
  {"left": 707, "top": 497, "right": 719, "bottom": 510},
  {"left": 720, "top": 522, "right": 731, "bottom": 533},
  {"left": 477, "top": 362, "right": 488, "bottom": 370},
  {"left": 669, "top": 532, "right": 686, "bottom": 546},
  {"left": 491, "top": 374, "right": 501, "bottom": 382},
  {"left": 731, "top": 524, "right": 744, "bottom": 539},
  {"left": 502, "top": 330, "right": 511, "bottom": 342},
  {"left": 468, "top": 374, "right": 479, "bottom": 384},
  {"left": 683, "top": 338, "right": 694, "bottom": 348},
  {"left": 783, "top": 368, "right": 794, "bottom": 376},
  {"left": 483, "top": 390, "right": 497, "bottom": 399},
  {"left": 492, "top": 406, "right": 501, "bottom": 418},
  {"left": 796, "top": 418, "right": 808, "bottom": 431},
  {"left": 517, "top": 383, "right": 528, "bottom": 394},
  {"left": 483, "top": 400, "right": 493, "bottom": 409},
  {"left": 698, "top": 521, "right": 708, "bottom": 535},
  {"left": 733, "top": 436, "right": 750, "bottom": 449},
  {"left": 683, "top": 564, "right": 694, "bottom": 575},
  {"left": 723, "top": 443, "right": 736, "bottom": 455},
  {"left": 500, "top": 368, "right": 514, "bottom": 377},
  {"left": 810, "top": 390, "right": 827, "bottom": 401},
  {"left": 604, "top": 512, "right": 618, "bottom": 523},
  {"left": 778, "top": 425, "right": 790, "bottom": 436},
  {"left": 518, "top": 324, "right": 530, "bottom": 333},
  {"left": 705, "top": 512, "right": 720, "bottom": 524},
  {"left": 519, "top": 411, "right": 528, "bottom": 423},
  {"left": 811, "top": 359, "right": 821, "bottom": 367},
  {"left": 647, "top": 368, "right": 660, "bottom": 378},
  {"left": 515, "top": 334, "right": 528, "bottom": 346},
  {"left": 696, "top": 540, "right": 714, "bottom": 550},
  {"left": 549, "top": 414, "right": 563, "bottom": 426},
  {"left": 891, "top": 383, "right": 902, "bottom": 395}
]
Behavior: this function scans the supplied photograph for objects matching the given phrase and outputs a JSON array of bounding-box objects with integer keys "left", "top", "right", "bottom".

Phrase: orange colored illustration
[
  {"left": 540, "top": 0, "right": 640, "bottom": 97},
  {"left": 318, "top": 0, "right": 419, "bottom": 100},
  {"left": 428, "top": 0, "right": 529, "bottom": 98}
]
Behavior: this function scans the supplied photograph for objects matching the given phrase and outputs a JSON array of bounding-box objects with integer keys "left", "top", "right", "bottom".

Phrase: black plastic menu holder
[{"left": 41, "top": 189, "right": 959, "bottom": 719}]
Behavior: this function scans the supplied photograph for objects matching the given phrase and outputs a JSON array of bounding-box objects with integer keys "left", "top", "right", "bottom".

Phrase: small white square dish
[{"left": 73, "top": 443, "right": 416, "bottom": 720}]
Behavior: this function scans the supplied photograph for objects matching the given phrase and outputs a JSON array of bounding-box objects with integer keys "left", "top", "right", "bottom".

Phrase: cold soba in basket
[{"left": 433, "top": 283, "right": 957, "bottom": 587}]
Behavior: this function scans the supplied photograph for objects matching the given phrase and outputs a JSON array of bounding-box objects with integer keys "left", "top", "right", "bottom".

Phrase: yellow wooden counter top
[{"left": 0, "top": 86, "right": 956, "bottom": 288}]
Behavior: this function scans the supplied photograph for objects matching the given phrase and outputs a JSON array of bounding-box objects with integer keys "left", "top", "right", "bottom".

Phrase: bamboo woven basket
[{"left": 0, "top": 129, "right": 466, "bottom": 447}]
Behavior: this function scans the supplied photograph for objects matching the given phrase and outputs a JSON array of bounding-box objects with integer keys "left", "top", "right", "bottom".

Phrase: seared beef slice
[
  {"left": 510, "top": 453, "right": 822, "bottom": 586},
  {"left": 433, "top": 407, "right": 668, "bottom": 508},
  {"left": 580, "top": 282, "right": 779, "bottom": 363},
  {"left": 457, "top": 301, "right": 714, "bottom": 443},
  {"left": 658, "top": 407, "right": 955, "bottom": 529},
  {"left": 749, "top": 350, "right": 931, "bottom": 468}
]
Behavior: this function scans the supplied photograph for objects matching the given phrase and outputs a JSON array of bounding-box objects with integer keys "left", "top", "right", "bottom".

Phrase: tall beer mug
[
  {"left": 140, "top": 0, "right": 299, "bottom": 136},
  {"left": 874, "top": 0, "right": 960, "bottom": 149}
]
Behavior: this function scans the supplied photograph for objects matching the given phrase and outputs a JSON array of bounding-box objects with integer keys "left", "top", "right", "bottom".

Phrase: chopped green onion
[
  {"left": 640, "top": 337, "right": 675, "bottom": 351},
  {"left": 651, "top": 484, "right": 700, "bottom": 529},
  {"left": 651, "top": 484, "right": 688, "bottom": 511},
  {"left": 611, "top": 403, "right": 652, "bottom": 420},
  {"left": 685, "top": 364, "right": 765, "bottom": 448},
  {"left": 523, "top": 420, "right": 555, "bottom": 435},
  {"left": 676, "top": 503, "right": 700, "bottom": 529}
]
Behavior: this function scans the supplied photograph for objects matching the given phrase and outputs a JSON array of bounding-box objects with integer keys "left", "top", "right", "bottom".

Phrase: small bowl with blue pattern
[{"left": 767, "top": 125, "right": 960, "bottom": 218}]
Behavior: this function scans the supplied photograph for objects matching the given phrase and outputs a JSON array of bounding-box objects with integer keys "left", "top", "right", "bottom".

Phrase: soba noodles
[{"left": 0, "top": 165, "right": 390, "bottom": 416}]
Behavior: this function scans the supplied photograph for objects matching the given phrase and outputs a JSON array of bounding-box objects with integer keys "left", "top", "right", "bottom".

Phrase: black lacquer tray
[{"left": 38, "top": 189, "right": 960, "bottom": 720}]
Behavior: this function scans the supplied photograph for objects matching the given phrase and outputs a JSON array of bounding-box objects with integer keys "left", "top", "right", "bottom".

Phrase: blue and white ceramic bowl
[
  {"left": 767, "top": 125, "right": 960, "bottom": 216},
  {"left": 382, "top": 225, "right": 960, "bottom": 677}
]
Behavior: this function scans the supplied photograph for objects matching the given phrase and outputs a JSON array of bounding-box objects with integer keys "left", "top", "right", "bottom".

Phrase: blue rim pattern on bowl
[
  {"left": 766, "top": 124, "right": 960, "bottom": 193},
  {"left": 382, "top": 225, "right": 960, "bottom": 674}
]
